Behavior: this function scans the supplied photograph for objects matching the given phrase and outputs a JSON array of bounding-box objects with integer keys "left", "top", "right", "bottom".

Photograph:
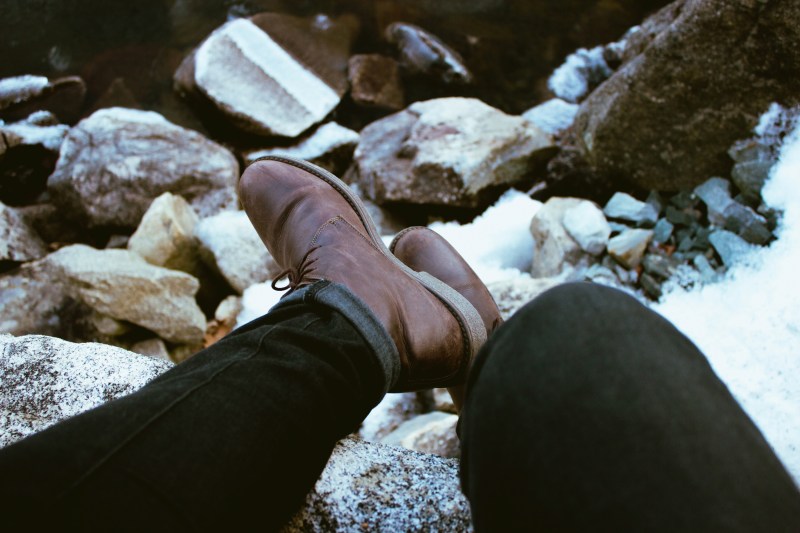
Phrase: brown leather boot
[
  {"left": 390, "top": 227, "right": 503, "bottom": 410},
  {"left": 239, "top": 155, "right": 486, "bottom": 393}
]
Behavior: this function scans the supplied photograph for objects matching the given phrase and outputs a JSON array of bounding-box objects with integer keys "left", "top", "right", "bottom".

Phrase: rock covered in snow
[
  {"left": 1, "top": 110, "right": 69, "bottom": 152},
  {"left": 283, "top": 436, "right": 471, "bottom": 532},
  {"left": 245, "top": 122, "right": 359, "bottom": 176},
  {"left": 562, "top": 200, "right": 611, "bottom": 255},
  {"left": 571, "top": 0, "right": 800, "bottom": 191},
  {"left": 195, "top": 210, "right": 281, "bottom": 294},
  {"left": 175, "top": 13, "right": 357, "bottom": 137},
  {"left": 128, "top": 192, "right": 202, "bottom": 274},
  {"left": 603, "top": 192, "right": 658, "bottom": 226},
  {"left": 530, "top": 197, "right": 594, "bottom": 277},
  {"left": 607, "top": 228, "right": 653, "bottom": 269},
  {"left": 354, "top": 97, "right": 554, "bottom": 208},
  {"left": 49, "top": 108, "right": 238, "bottom": 228},
  {"left": 0, "top": 334, "right": 172, "bottom": 447},
  {"left": 0, "top": 201, "right": 47, "bottom": 263},
  {"left": 547, "top": 46, "right": 613, "bottom": 103},
  {"left": 382, "top": 411, "right": 460, "bottom": 459},
  {"left": 384, "top": 23, "right": 471, "bottom": 85},
  {"left": 522, "top": 98, "right": 579, "bottom": 135},
  {"left": 44, "top": 244, "right": 206, "bottom": 344},
  {"left": 0, "top": 75, "right": 86, "bottom": 124},
  {"left": 348, "top": 54, "right": 405, "bottom": 110}
]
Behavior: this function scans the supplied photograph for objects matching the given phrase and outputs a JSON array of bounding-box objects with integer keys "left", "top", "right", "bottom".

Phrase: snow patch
[
  {"left": 522, "top": 98, "right": 579, "bottom": 135},
  {"left": 0, "top": 75, "right": 48, "bottom": 108},
  {"left": 548, "top": 46, "right": 612, "bottom": 103},
  {"left": 246, "top": 122, "right": 359, "bottom": 164}
]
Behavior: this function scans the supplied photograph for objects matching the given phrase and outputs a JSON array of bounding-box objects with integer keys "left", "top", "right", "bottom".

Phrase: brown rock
[
  {"left": 572, "top": 0, "right": 800, "bottom": 191},
  {"left": 348, "top": 54, "right": 405, "bottom": 110},
  {"left": 0, "top": 75, "right": 86, "bottom": 124}
]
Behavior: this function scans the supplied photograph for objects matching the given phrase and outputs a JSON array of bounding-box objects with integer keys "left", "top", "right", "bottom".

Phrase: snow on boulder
[
  {"left": 48, "top": 107, "right": 239, "bottom": 229},
  {"left": 0, "top": 334, "right": 172, "bottom": 447},
  {"left": 175, "top": 13, "right": 357, "bottom": 138},
  {"left": 44, "top": 244, "right": 206, "bottom": 344},
  {"left": 522, "top": 98, "right": 579, "bottom": 135},
  {"left": 354, "top": 97, "right": 555, "bottom": 208}
]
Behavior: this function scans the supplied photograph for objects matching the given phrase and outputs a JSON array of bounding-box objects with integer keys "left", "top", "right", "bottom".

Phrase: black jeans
[{"left": 1, "top": 282, "right": 799, "bottom": 531}]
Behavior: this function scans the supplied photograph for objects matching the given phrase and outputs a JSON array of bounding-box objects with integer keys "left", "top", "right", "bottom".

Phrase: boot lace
[{"left": 271, "top": 246, "right": 322, "bottom": 292}]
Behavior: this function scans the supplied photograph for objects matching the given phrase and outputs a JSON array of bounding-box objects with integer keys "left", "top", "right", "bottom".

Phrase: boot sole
[{"left": 248, "top": 155, "right": 487, "bottom": 388}]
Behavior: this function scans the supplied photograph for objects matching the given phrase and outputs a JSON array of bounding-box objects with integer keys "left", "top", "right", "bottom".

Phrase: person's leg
[
  {"left": 0, "top": 281, "right": 390, "bottom": 532},
  {"left": 460, "top": 282, "right": 800, "bottom": 531}
]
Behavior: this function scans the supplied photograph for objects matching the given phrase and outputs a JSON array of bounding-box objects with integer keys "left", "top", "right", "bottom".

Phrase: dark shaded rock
[
  {"left": 643, "top": 253, "right": 678, "bottom": 280},
  {"left": 48, "top": 107, "right": 238, "bottom": 229},
  {"left": 385, "top": 22, "right": 472, "bottom": 84},
  {"left": 652, "top": 218, "right": 674, "bottom": 244},
  {"left": 694, "top": 177, "right": 772, "bottom": 244},
  {"left": 547, "top": 45, "right": 614, "bottom": 103},
  {"left": 175, "top": 13, "right": 358, "bottom": 137},
  {"left": 0, "top": 201, "right": 48, "bottom": 263},
  {"left": 0, "top": 75, "right": 86, "bottom": 124},
  {"left": 572, "top": 0, "right": 800, "bottom": 191},
  {"left": 348, "top": 54, "right": 405, "bottom": 110},
  {"left": 639, "top": 272, "right": 662, "bottom": 299},
  {"left": 665, "top": 206, "right": 697, "bottom": 227},
  {"left": 354, "top": 97, "right": 554, "bottom": 209}
]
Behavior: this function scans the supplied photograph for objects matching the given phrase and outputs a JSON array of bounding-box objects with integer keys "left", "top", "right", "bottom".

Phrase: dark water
[{"left": 1, "top": 0, "right": 669, "bottom": 130}]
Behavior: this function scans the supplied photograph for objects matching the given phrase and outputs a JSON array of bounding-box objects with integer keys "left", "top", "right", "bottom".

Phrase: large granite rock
[
  {"left": 354, "top": 97, "right": 554, "bottom": 208},
  {"left": 195, "top": 210, "right": 281, "bottom": 294},
  {"left": 175, "top": 13, "right": 357, "bottom": 138},
  {"left": 0, "top": 334, "right": 472, "bottom": 530},
  {"left": 572, "top": 0, "right": 800, "bottom": 191},
  {"left": 0, "top": 201, "right": 47, "bottom": 263},
  {"left": 48, "top": 107, "right": 238, "bottom": 229},
  {"left": 44, "top": 244, "right": 206, "bottom": 344},
  {"left": 0, "top": 334, "right": 171, "bottom": 447}
]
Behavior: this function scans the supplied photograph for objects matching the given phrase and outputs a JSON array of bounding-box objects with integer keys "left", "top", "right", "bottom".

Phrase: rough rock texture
[
  {"left": 0, "top": 262, "right": 70, "bottom": 337},
  {"left": 487, "top": 276, "right": 561, "bottom": 319},
  {"left": 0, "top": 75, "right": 86, "bottom": 124},
  {"left": 1, "top": 336, "right": 472, "bottom": 530},
  {"left": 48, "top": 107, "right": 238, "bottom": 229},
  {"left": 0, "top": 201, "right": 48, "bottom": 262},
  {"left": 0, "top": 334, "right": 171, "bottom": 447},
  {"left": 45, "top": 244, "right": 206, "bottom": 344},
  {"left": 195, "top": 210, "right": 281, "bottom": 294},
  {"left": 127, "top": 192, "right": 202, "bottom": 274},
  {"left": 283, "top": 437, "right": 471, "bottom": 532},
  {"left": 348, "top": 54, "right": 405, "bottom": 110},
  {"left": 572, "top": 0, "right": 800, "bottom": 191},
  {"left": 245, "top": 122, "right": 359, "bottom": 176},
  {"left": 175, "top": 13, "right": 357, "bottom": 137},
  {"left": 382, "top": 411, "right": 460, "bottom": 458},
  {"left": 384, "top": 23, "right": 472, "bottom": 84},
  {"left": 355, "top": 97, "right": 554, "bottom": 208},
  {"left": 530, "top": 197, "right": 593, "bottom": 277}
]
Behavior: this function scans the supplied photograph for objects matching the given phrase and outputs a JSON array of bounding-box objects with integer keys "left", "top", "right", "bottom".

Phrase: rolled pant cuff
[{"left": 271, "top": 280, "right": 401, "bottom": 393}]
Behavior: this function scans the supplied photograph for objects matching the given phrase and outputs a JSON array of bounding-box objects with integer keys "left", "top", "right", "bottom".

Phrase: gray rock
[
  {"left": 244, "top": 122, "right": 359, "bottom": 176},
  {"left": 731, "top": 160, "right": 773, "bottom": 205},
  {"left": 48, "top": 107, "right": 239, "bottom": 229},
  {"left": 130, "top": 338, "right": 172, "bottom": 361},
  {"left": 0, "top": 262, "right": 69, "bottom": 337},
  {"left": 652, "top": 218, "right": 674, "bottom": 244},
  {"left": 693, "top": 254, "right": 718, "bottom": 283},
  {"left": 283, "top": 437, "right": 471, "bottom": 532},
  {"left": 0, "top": 334, "right": 172, "bottom": 447},
  {"left": 127, "top": 192, "right": 202, "bottom": 274},
  {"left": 722, "top": 202, "right": 772, "bottom": 245},
  {"left": 355, "top": 97, "right": 554, "bottom": 208},
  {"left": 382, "top": 411, "right": 460, "bottom": 459},
  {"left": 694, "top": 177, "right": 733, "bottom": 226},
  {"left": 360, "top": 392, "right": 429, "bottom": 442},
  {"left": 639, "top": 272, "right": 662, "bottom": 300},
  {"left": 348, "top": 54, "right": 405, "bottom": 110},
  {"left": 0, "top": 201, "right": 48, "bottom": 263},
  {"left": 195, "top": 210, "right": 281, "bottom": 294},
  {"left": 607, "top": 229, "right": 654, "bottom": 269},
  {"left": 584, "top": 264, "right": 622, "bottom": 287},
  {"left": 530, "top": 197, "right": 591, "bottom": 277},
  {"left": 642, "top": 253, "right": 678, "bottom": 280},
  {"left": 522, "top": 98, "right": 580, "bottom": 135},
  {"left": 487, "top": 276, "right": 561, "bottom": 319},
  {"left": 385, "top": 23, "right": 471, "bottom": 84},
  {"left": 45, "top": 244, "right": 206, "bottom": 344},
  {"left": 562, "top": 200, "right": 611, "bottom": 255},
  {"left": 709, "top": 229, "right": 753, "bottom": 267},
  {"left": 603, "top": 192, "right": 659, "bottom": 226},
  {"left": 175, "top": 13, "right": 356, "bottom": 137}
]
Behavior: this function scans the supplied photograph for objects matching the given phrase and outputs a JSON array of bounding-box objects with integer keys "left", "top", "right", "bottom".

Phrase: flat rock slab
[
  {"left": 176, "top": 13, "right": 357, "bottom": 138},
  {"left": 354, "top": 97, "right": 554, "bottom": 208},
  {"left": 48, "top": 107, "right": 239, "bottom": 229},
  {"left": 0, "top": 334, "right": 473, "bottom": 531}
]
